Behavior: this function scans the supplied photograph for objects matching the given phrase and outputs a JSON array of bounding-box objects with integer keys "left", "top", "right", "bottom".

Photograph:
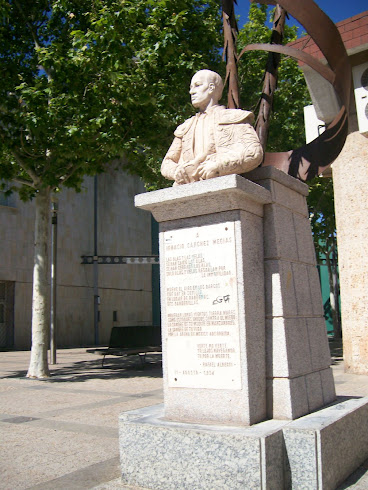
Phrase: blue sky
[{"left": 235, "top": 1, "right": 368, "bottom": 33}]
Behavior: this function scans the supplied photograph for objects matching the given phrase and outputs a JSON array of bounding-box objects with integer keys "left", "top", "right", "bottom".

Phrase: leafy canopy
[
  {"left": 308, "top": 176, "right": 336, "bottom": 258},
  {"left": 0, "top": 0, "right": 222, "bottom": 196}
]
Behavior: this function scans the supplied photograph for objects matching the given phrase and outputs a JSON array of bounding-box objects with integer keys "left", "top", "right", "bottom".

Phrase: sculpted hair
[{"left": 196, "top": 69, "right": 224, "bottom": 101}]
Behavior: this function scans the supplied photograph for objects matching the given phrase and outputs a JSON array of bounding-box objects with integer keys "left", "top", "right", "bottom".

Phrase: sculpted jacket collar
[
  {"left": 198, "top": 104, "right": 220, "bottom": 116},
  {"left": 174, "top": 106, "right": 255, "bottom": 164}
]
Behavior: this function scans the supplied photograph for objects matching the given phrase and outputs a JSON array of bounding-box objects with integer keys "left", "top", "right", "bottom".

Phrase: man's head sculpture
[{"left": 189, "top": 70, "right": 224, "bottom": 111}]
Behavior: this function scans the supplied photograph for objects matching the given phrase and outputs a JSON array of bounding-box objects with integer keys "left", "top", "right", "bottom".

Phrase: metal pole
[
  {"left": 93, "top": 176, "right": 99, "bottom": 346},
  {"left": 50, "top": 198, "right": 58, "bottom": 364}
]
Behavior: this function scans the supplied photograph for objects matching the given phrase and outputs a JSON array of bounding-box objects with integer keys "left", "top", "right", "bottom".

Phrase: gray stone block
[
  {"left": 135, "top": 174, "right": 272, "bottom": 223},
  {"left": 158, "top": 208, "right": 267, "bottom": 426},
  {"left": 119, "top": 405, "right": 287, "bottom": 490},
  {"left": 292, "top": 263, "right": 313, "bottom": 317},
  {"left": 119, "top": 400, "right": 368, "bottom": 490},
  {"left": 263, "top": 204, "right": 298, "bottom": 261},
  {"left": 320, "top": 368, "right": 336, "bottom": 405},
  {"left": 270, "top": 371, "right": 336, "bottom": 422},
  {"left": 305, "top": 371, "right": 324, "bottom": 412},
  {"left": 307, "top": 266, "right": 325, "bottom": 317},
  {"left": 283, "top": 397, "right": 368, "bottom": 489},
  {"left": 266, "top": 317, "right": 312, "bottom": 379},
  {"left": 272, "top": 181, "right": 308, "bottom": 216},
  {"left": 264, "top": 260, "right": 298, "bottom": 318},
  {"left": 270, "top": 376, "right": 309, "bottom": 420},
  {"left": 293, "top": 213, "right": 317, "bottom": 265},
  {"left": 306, "top": 318, "right": 333, "bottom": 372},
  {"left": 246, "top": 166, "right": 309, "bottom": 201}
]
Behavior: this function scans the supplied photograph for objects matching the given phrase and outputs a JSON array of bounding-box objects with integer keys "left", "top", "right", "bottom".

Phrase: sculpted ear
[{"left": 208, "top": 82, "right": 215, "bottom": 93}]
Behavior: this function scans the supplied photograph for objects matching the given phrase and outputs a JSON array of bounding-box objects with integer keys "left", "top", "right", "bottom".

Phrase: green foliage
[
  {"left": 237, "top": 4, "right": 311, "bottom": 152},
  {"left": 307, "top": 176, "right": 336, "bottom": 259},
  {"left": 0, "top": 0, "right": 222, "bottom": 194}
]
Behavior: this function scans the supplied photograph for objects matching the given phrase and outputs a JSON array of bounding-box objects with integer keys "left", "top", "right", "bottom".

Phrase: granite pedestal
[
  {"left": 118, "top": 170, "right": 368, "bottom": 489},
  {"left": 146, "top": 175, "right": 272, "bottom": 426},
  {"left": 119, "top": 397, "right": 368, "bottom": 489}
]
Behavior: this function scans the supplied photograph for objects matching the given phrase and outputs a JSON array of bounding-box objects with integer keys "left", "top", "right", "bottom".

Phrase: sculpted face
[{"left": 189, "top": 72, "right": 216, "bottom": 112}]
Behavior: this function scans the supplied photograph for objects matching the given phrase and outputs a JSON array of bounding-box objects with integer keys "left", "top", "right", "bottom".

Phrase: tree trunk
[
  {"left": 325, "top": 251, "right": 340, "bottom": 341},
  {"left": 331, "top": 251, "right": 342, "bottom": 339},
  {"left": 27, "top": 186, "right": 51, "bottom": 378}
]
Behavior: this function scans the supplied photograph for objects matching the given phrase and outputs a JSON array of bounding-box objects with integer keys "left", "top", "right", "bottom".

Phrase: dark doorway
[{"left": 0, "top": 281, "right": 14, "bottom": 348}]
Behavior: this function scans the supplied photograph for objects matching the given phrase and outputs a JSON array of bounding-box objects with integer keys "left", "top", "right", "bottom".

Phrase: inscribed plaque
[{"left": 164, "top": 222, "right": 241, "bottom": 389}]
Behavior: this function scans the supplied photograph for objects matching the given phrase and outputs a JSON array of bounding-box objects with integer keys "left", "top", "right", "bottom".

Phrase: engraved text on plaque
[{"left": 164, "top": 222, "right": 241, "bottom": 389}]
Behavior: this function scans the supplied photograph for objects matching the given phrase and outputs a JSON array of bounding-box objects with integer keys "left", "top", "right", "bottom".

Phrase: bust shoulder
[
  {"left": 174, "top": 116, "right": 196, "bottom": 138},
  {"left": 215, "top": 107, "right": 255, "bottom": 125}
]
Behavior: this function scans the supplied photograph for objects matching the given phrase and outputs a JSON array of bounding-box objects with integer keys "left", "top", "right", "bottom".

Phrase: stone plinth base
[
  {"left": 119, "top": 405, "right": 287, "bottom": 489},
  {"left": 135, "top": 171, "right": 336, "bottom": 423},
  {"left": 119, "top": 398, "right": 368, "bottom": 490}
]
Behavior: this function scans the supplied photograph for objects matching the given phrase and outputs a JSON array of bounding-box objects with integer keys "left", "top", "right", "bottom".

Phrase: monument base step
[{"left": 119, "top": 397, "right": 368, "bottom": 490}]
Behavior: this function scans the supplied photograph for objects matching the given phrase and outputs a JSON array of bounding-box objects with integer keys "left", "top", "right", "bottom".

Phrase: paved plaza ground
[{"left": 0, "top": 343, "right": 367, "bottom": 489}]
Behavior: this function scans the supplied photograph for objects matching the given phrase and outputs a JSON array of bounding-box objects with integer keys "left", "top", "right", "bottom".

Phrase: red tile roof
[{"left": 288, "top": 10, "right": 368, "bottom": 61}]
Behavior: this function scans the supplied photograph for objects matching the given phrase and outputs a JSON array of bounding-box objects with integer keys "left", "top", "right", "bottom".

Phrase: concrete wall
[
  {"left": 0, "top": 193, "right": 34, "bottom": 348},
  {"left": 0, "top": 167, "right": 152, "bottom": 349}
]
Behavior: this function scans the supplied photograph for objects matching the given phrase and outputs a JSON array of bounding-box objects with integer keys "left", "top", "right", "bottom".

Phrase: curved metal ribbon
[
  {"left": 239, "top": 43, "right": 336, "bottom": 85},
  {"left": 241, "top": 0, "right": 351, "bottom": 180}
]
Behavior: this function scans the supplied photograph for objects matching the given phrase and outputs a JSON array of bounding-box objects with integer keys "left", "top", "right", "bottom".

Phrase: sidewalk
[
  {"left": 0, "top": 349, "right": 163, "bottom": 490},
  {"left": 0, "top": 345, "right": 367, "bottom": 490}
]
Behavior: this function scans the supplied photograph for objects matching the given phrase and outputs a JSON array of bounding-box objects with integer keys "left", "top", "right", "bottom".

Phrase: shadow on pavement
[
  {"left": 329, "top": 337, "right": 344, "bottom": 365},
  {"left": 337, "top": 459, "right": 368, "bottom": 489},
  {"left": 0, "top": 354, "right": 163, "bottom": 383}
]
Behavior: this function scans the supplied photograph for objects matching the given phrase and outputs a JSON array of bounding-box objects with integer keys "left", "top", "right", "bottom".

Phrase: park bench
[{"left": 88, "top": 325, "right": 162, "bottom": 367}]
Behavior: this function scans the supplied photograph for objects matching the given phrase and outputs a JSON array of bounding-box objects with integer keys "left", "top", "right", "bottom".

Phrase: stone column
[
  {"left": 332, "top": 131, "right": 368, "bottom": 374},
  {"left": 246, "top": 167, "right": 336, "bottom": 419},
  {"left": 136, "top": 174, "right": 271, "bottom": 426}
]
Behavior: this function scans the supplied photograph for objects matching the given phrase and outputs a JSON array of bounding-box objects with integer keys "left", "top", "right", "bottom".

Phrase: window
[{"left": 0, "top": 181, "right": 15, "bottom": 207}]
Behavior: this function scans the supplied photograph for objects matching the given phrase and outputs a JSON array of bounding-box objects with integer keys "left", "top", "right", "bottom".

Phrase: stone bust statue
[{"left": 161, "top": 69, "right": 263, "bottom": 185}]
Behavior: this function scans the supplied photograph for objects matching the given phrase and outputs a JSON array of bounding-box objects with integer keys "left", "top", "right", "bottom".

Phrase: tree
[
  {"left": 237, "top": 4, "right": 311, "bottom": 152},
  {"left": 0, "top": 0, "right": 222, "bottom": 378},
  {"left": 308, "top": 177, "right": 341, "bottom": 339}
]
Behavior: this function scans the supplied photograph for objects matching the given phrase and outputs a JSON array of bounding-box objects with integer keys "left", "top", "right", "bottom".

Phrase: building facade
[{"left": 0, "top": 166, "right": 153, "bottom": 350}]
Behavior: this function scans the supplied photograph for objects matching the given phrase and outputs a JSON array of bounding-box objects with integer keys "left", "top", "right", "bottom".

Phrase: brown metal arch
[
  {"left": 239, "top": 43, "right": 336, "bottom": 85},
  {"left": 241, "top": 0, "right": 351, "bottom": 180}
]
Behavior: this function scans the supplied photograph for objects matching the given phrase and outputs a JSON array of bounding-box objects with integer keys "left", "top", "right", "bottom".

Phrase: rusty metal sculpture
[
  {"left": 254, "top": 4, "right": 287, "bottom": 151},
  {"left": 224, "top": 0, "right": 351, "bottom": 181},
  {"left": 222, "top": 0, "right": 240, "bottom": 109}
]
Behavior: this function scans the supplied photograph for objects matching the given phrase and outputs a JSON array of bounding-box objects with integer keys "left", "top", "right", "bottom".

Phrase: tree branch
[
  {"left": 14, "top": 0, "right": 40, "bottom": 48},
  {"left": 13, "top": 0, "right": 53, "bottom": 81},
  {"left": 12, "top": 150, "right": 40, "bottom": 186},
  {"left": 20, "top": 130, "right": 44, "bottom": 159},
  {"left": 12, "top": 178, "right": 36, "bottom": 189},
  {"left": 59, "top": 162, "right": 85, "bottom": 186}
]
